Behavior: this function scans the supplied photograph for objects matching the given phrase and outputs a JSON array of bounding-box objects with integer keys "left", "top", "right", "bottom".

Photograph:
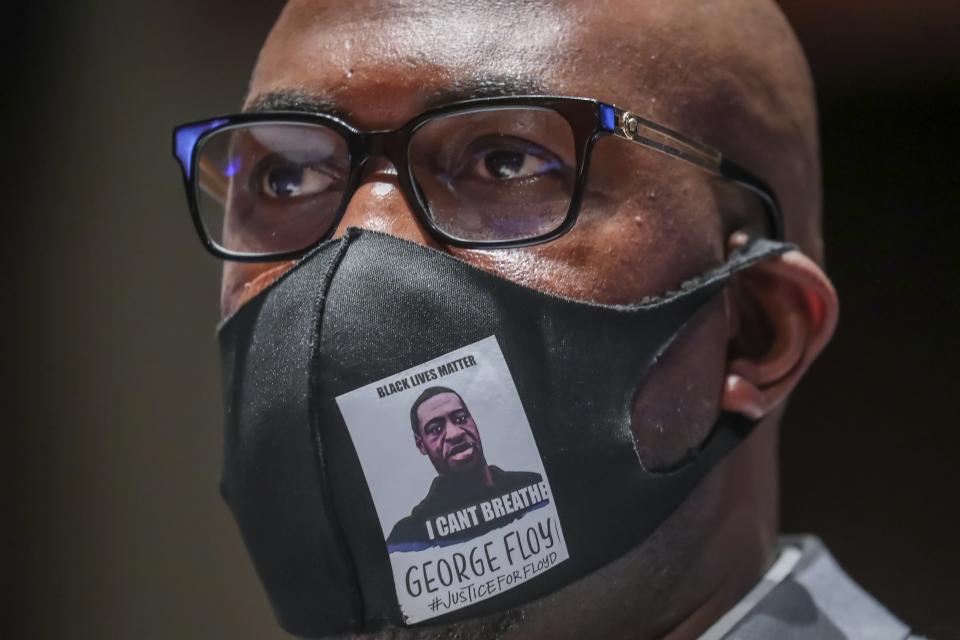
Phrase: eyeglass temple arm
[{"left": 605, "top": 105, "right": 785, "bottom": 240}]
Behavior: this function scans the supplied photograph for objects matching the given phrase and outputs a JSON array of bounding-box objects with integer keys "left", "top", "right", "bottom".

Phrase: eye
[
  {"left": 260, "top": 162, "right": 336, "bottom": 199},
  {"left": 464, "top": 136, "right": 565, "bottom": 182},
  {"left": 451, "top": 411, "right": 469, "bottom": 425}
]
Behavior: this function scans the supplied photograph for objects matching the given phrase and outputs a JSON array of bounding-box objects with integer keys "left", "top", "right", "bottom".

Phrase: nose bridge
[
  {"left": 443, "top": 416, "right": 465, "bottom": 439},
  {"left": 333, "top": 128, "right": 443, "bottom": 248},
  {"left": 362, "top": 128, "right": 407, "bottom": 168}
]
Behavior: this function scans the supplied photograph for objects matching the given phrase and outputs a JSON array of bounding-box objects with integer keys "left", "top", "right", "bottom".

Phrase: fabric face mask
[{"left": 217, "top": 228, "right": 792, "bottom": 638}]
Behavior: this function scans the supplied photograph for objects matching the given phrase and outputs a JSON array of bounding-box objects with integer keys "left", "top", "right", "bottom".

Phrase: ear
[
  {"left": 720, "top": 235, "right": 839, "bottom": 419},
  {"left": 415, "top": 434, "right": 427, "bottom": 455}
]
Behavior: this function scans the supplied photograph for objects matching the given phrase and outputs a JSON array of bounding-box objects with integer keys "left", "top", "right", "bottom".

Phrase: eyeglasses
[{"left": 172, "top": 95, "right": 783, "bottom": 261}]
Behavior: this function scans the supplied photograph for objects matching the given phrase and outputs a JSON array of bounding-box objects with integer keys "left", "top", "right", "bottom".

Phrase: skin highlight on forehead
[{"left": 250, "top": 0, "right": 568, "bottom": 126}]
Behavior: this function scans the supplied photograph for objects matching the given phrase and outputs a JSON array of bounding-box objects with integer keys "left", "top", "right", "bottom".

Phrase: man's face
[
  {"left": 414, "top": 393, "right": 483, "bottom": 476},
  {"left": 224, "top": 0, "right": 774, "bottom": 458}
]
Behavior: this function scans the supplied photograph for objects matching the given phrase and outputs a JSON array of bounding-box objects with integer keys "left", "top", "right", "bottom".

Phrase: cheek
[
  {"left": 449, "top": 132, "right": 728, "bottom": 306},
  {"left": 451, "top": 175, "right": 724, "bottom": 305},
  {"left": 221, "top": 261, "right": 297, "bottom": 318}
]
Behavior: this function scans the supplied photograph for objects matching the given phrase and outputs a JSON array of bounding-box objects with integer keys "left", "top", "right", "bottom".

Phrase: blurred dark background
[{"left": 7, "top": 1, "right": 959, "bottom": 638}]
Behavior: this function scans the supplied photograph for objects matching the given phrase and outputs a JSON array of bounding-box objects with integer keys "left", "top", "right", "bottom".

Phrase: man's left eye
[{"left": 465, "top": 138, "right": 563, "bottom": 182}]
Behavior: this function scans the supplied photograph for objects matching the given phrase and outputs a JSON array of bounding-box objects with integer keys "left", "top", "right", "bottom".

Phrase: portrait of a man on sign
[{"left": 387, "top": 386, "right": 545, "bottom": 552}]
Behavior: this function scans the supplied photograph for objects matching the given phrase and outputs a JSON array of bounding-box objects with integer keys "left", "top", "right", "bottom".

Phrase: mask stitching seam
[{"left": 305, "top": 228, "right": 369, "bottom": 629}]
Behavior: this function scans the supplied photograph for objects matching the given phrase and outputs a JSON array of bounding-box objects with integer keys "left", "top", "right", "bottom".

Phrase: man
[
  {"left": 176, "top": 0, "right": 917, "bottom": 637},
  {"left": 386, "top": 387, "right": 545, "bottom": 551}
]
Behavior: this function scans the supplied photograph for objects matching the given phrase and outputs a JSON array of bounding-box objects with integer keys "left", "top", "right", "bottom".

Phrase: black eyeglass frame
[{"left": 172, "top": 95, "right": 784, "bottom": 261}]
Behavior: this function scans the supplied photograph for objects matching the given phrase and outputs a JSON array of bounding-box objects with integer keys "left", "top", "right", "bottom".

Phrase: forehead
[
  {"left": 417, "top": 393, "right": 466, "bottom": 423},
  {"left": 250, "top": 0, "right": 693, "bottom": 127}
]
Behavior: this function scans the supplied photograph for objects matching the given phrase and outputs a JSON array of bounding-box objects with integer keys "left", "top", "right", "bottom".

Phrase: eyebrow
[
  {"left": 427, "top": 76, "right": 550, "bottom": 106},
  {"left": 246, "top": 90, "right": 346, "bottom": 118},
  {"left": 245, "top": 75, "right": 552, "bottom": 121}
]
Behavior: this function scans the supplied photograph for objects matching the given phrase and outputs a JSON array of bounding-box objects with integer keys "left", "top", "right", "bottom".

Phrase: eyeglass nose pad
[{"left": 330, "top": 157, "right": 444, "bottom": 250}]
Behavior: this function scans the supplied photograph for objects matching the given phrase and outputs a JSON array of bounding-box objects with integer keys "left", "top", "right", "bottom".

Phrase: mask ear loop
[
  {"left": 622, "top": 237, "right": 797, "bottom": 475},
  {"left": 626, "top": 238, "right": 797, "bottom": 312}
]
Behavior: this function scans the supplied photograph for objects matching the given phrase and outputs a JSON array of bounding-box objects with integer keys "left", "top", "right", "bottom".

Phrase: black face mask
[{"left": 217, "top": 228, "right": 792, "bottom": 638}]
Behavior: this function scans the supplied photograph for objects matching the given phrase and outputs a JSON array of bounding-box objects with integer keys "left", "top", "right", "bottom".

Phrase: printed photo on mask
[{"left": 336, "top": 336, "right": 569, "bottom": 623}]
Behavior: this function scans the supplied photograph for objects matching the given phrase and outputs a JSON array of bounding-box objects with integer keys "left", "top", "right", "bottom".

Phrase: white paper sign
[{"left": 336, "top": 335, "right": 569, "bottom": 623}]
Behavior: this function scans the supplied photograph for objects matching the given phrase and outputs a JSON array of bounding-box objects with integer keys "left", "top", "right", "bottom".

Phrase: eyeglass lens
[
  {"left": 408, "top": 107, "right": 576, "bottom": 243},
  {"left": 195, "top": 122, "right": 350, "bottom": 256}
]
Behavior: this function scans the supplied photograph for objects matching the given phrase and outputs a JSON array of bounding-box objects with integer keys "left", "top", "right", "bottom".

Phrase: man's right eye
[{"left": 259, "top": 161, "right": 336, "bottom": 199}]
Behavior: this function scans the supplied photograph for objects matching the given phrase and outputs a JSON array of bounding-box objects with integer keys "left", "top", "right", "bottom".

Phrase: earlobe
[
  {"left": 720, "top": 237, "right": 839, "bottom": 419},
  {"left": 415, "top": 435, "right": 427, "bottom": 456}
]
